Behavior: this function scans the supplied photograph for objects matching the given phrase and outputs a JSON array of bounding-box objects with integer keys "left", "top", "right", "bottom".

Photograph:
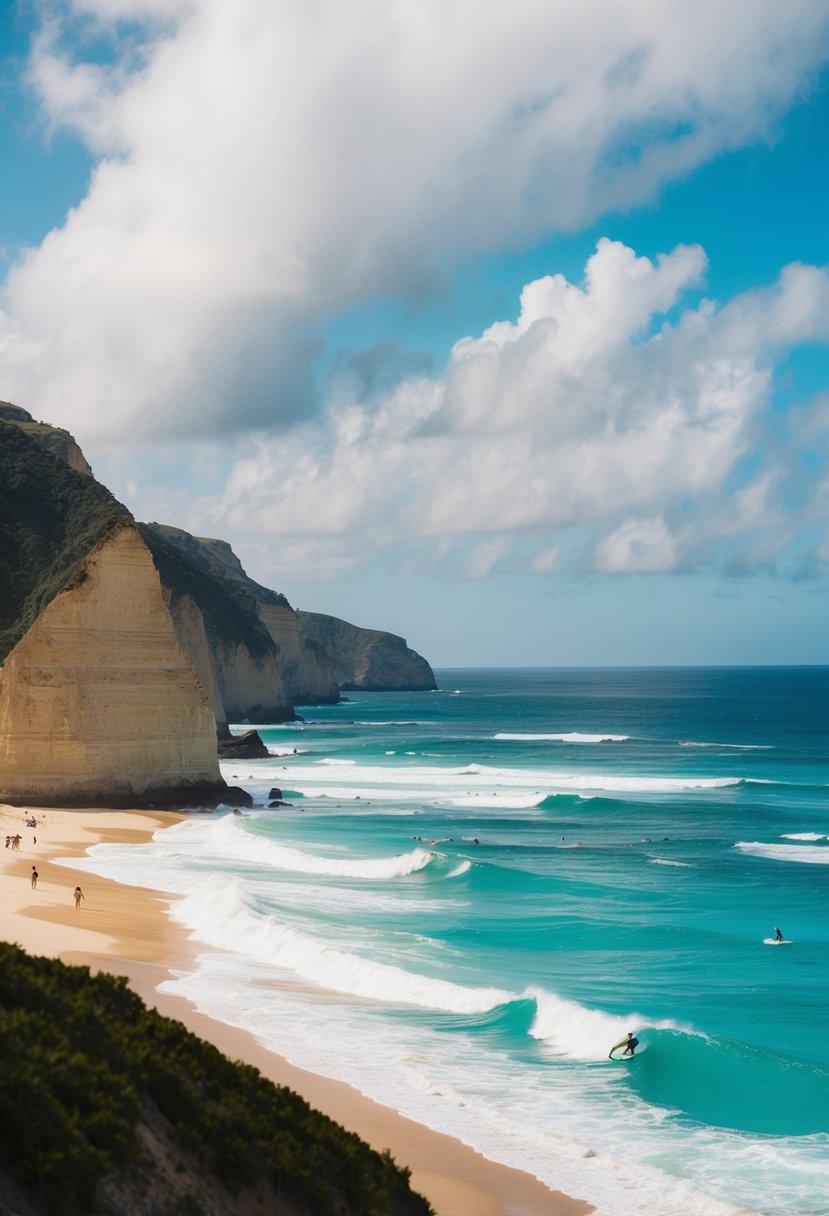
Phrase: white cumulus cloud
[
  {"left": 2, "top": 0, "right": 828, "bottom": 438},
  {"left": 173, "top": 240, "right": 829, "bottom": 581}
]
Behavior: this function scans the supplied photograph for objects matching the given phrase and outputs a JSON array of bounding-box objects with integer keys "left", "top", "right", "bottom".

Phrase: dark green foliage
[
  {"left": 147, "top": 523, "right": 290, "bottom": 609},
  {"left": 0, "top": 944, "right": 432, "bottom": 1216},
  {"left": 139, "top": 524, "right": 278, "bottom": 662},
  {"left": 0, "top": 421, "right": 130, "bottom": 662}
]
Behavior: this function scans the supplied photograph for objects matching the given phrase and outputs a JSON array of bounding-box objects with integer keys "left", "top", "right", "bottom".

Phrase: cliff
[
  {"left": 144, "top": 525, "right": 436, "bottom": 700},
  {"left": 0, "top": 401, "right": 92, "bottom": 476},
  {"left": 139, "top": 525, "right": 296, "bottom": 727},
  {"left": 145, "top": 524, "right": 340, "bottom": 705},
  {"left": 0, "top": 521, "right": 228, "bottom": 807},
  {"left": 0, "top": 421, "right": 231, "bottom": 807},
  {"left": 297, "top": 612, "right": 437, "bottom": 692},
  {"left": 0, "top": 401, "right": 437, "bottom": 806}
]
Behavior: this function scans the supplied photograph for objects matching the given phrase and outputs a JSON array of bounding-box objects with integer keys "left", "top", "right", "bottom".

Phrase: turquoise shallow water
[{"left": 74, "top": 668, "right": 829, "bottom": 1215}]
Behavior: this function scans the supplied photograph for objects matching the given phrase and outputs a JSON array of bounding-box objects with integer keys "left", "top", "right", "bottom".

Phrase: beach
[{"left": 0, "top": 800, "right": 590, "bottom": 1216}]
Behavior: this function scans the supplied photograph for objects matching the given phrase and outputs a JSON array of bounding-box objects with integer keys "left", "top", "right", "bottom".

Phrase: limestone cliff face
[
  {"left": 210, "top": 637, "right": 291, "bottom": 724},
  {"left": 297, "top": 612, "right": 437, "bottom": 692},
  {"left": 256, "top": 599, "right": 339, "bottom": 705},
  {"left": 163, "top": 590, "right": 228, "bottom": 732},
  {"left": 0, "top": 524, "right": 225, "bottom": 806}
]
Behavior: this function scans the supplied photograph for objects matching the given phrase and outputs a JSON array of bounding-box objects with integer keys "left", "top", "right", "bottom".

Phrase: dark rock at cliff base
[
  {"left": 217, "top": 729, "right": 270, "bottom": 759},
  {"left": 223, "top": 785, "right": 254, "bottom": 807},
  {"left": 268, "top": 787, "right": 283, "bottom": 800}
]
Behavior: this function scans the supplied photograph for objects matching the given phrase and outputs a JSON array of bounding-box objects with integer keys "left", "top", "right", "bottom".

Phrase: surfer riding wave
[{"left": 609, "top": 1031, "right": 639, "bottom": 1059}]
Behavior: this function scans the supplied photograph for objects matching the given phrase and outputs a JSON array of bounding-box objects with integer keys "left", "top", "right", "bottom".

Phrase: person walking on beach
[
  {"left": 73, "top": 886, "right": 85, "bottom": 909},
  {"left": 31, "top": 867, "right": 38, "bottom": 889}
]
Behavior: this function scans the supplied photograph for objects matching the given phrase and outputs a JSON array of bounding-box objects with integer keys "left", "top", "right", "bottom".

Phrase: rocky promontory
[
  {"left": 298, "top": 611, "right": 437, "bottom": 691},
  {"left": 0, "top": 402, "right": 437, "bottom": 807}
]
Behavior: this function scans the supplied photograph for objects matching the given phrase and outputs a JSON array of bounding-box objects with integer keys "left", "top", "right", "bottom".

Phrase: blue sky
[{"left": 1, "top": 1, "right": 829, "bottom": 666}]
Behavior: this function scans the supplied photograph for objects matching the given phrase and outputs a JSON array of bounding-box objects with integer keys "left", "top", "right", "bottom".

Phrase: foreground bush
[{"left": 0, "top": 943, "right": 433, "bottom": 1216}]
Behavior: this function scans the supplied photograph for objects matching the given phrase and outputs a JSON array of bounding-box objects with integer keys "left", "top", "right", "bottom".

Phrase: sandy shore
[{"left": 0, "top": 803, "right": 591, "bottom": 1216}]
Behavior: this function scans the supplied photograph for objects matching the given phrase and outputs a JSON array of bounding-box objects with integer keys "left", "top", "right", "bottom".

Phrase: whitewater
[{"left": 72, "top": 667, "right": 829, "bottom": 1216}]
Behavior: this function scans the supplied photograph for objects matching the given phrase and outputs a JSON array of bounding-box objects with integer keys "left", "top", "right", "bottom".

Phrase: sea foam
[
  {"left": 171, "top": 878, "right": 514, "bottom": 1013},
  {"left": 735, "top": 841, "right": 829, "bottom": 864},
  {"left": 494, "top": 732, "right": 631, "bottom": 743},
  {"left": 189, "top": 815, "right": 436, "bottom": 879}
]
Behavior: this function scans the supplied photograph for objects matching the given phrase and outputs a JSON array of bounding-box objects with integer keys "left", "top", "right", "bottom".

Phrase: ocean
[{"left": 72, "top": 667, "right": 829, "bottom": 1215}]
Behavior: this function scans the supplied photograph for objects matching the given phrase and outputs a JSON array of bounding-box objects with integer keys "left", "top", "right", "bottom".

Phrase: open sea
[{"left": 73, "top": 667, "right": 829, "bottom": 1216}]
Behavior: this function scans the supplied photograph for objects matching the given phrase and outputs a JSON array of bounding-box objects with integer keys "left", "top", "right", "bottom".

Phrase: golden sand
[{"left": 0, "top": 802, "right": 590, "bottom": 1216}]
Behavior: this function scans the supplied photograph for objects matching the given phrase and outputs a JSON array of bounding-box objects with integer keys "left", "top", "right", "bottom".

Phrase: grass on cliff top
[
  {"left": 0, "top": 943, "right": 432, "bottom": 1216},
  {"left": 0, "top": 422, "right": 130, "bottom": 663}
]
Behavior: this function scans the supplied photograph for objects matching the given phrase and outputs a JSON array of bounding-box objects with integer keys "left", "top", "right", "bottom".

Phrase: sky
[{"left": 1, "top": 0, "right": 829, "bottom": 668}]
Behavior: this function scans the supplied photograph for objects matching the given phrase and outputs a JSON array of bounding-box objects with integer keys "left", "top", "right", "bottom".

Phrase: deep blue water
[{"left": 77, "top": 668, "right": 829, "bottom": 1215}]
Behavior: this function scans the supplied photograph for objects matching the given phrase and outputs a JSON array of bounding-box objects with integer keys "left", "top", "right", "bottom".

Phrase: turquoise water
[{"left": 75, "top": 668, "right": 829, "bottom": 1215}]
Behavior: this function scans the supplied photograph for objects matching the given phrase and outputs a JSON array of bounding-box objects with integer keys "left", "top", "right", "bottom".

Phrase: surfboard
[
  {"left": 763, "top": 937, "right": 793, "bottom": 945},
  {"left": 608, "top": 1036, "right": 639, "bottom": 1060}
]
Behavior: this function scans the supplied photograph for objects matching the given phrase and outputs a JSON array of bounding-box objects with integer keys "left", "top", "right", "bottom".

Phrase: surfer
[
  {"left": 774, "top": 926, "right": 783, "bottom": 942},
  {"left": 610, "top": 1032, "right": 639, "bottom": 1058}
]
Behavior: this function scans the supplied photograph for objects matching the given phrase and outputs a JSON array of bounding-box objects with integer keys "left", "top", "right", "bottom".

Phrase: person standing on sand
[
  {"left": 31, "top": 867, "right": 38, "bottom": 889},
  {"left": 74, "top": 886, "right": 85, "bottom": 909}
]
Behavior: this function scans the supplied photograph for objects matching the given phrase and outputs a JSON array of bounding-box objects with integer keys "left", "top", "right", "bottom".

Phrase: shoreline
[{"left": 0, "top": 802, "right": 591, "bottom": 1216}]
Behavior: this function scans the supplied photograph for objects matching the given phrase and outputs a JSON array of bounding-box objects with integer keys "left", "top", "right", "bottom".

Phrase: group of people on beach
[
  {"left": 26, "top": 866, "right": 84, "bottom": 907},
  {"left": 5, "top": 814, "right": 84, "bottom": 907}
]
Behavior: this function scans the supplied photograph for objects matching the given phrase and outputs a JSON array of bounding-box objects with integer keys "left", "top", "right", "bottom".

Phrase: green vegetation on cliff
[
  {"left": 0, "top": 421, "right": 130, "bottom": 663},
  {"left": 0, "top": 944, "right": 432, "bottom": 1216},
  {"left": 148, "top": 523, "right": 290, "bottom": 609},
  {"left": 139, "top": 523, "right": 277, "bottom": 663}
]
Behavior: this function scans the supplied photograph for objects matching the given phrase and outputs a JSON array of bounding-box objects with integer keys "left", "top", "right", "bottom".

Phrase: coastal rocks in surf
[{"left": 217, "top": 730, "right": 270, "bottom": 759}]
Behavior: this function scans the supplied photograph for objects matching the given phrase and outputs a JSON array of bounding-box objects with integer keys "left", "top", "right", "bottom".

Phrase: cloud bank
[
  {"left": 2, "top": 0, "right": 828, "bottom": 438},
  {"left": 187, "top": 240, "right": 829, "bottom": 579}
]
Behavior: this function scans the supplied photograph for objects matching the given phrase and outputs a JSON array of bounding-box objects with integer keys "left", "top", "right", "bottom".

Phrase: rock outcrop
[
  {"left": 217, "top": 729, "right": 270, "bottom": 759},
  {"left": 297, "top": 611, "right": 437, "bottom": 691}
]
